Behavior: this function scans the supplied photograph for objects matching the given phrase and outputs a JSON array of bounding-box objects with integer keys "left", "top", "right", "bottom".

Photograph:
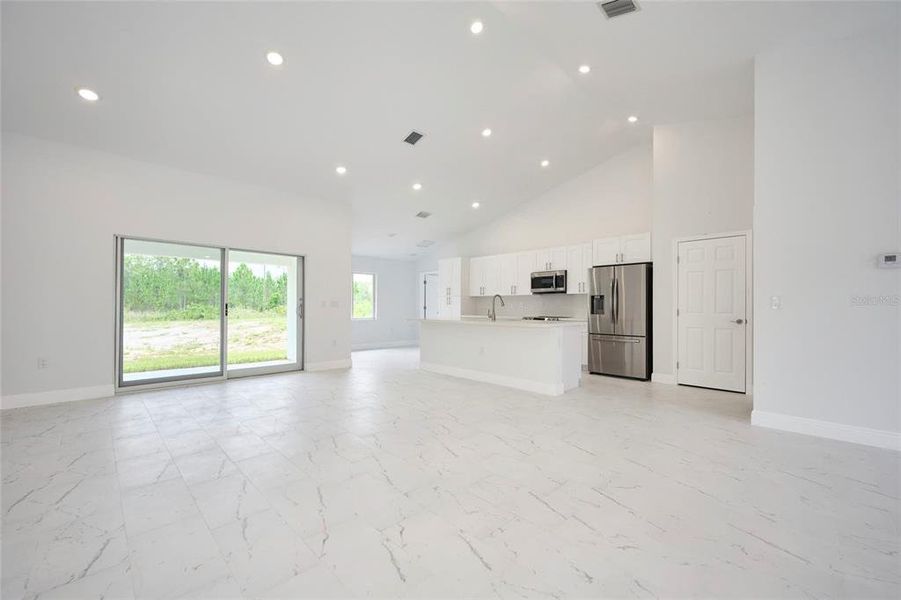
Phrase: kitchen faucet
[{"left": 489, "top": 294, "right": 505, "bottom": 321}]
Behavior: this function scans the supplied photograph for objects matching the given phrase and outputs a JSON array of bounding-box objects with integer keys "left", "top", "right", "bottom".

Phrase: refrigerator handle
[
  {"left": 614, "top": 275, "right": 620, "bottom": 326},
  {"left": 610, "top": 276, "right": 616, "bottom": 325}
]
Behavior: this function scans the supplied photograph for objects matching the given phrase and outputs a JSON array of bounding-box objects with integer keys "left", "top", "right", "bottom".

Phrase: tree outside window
[{"left": 352, "top": 273, "right": 376, "bottom": 319}]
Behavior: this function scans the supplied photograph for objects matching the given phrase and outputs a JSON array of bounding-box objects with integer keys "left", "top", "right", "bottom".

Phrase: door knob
[{"left": 733, "top": 318, "right": 745, "bottom": 324}]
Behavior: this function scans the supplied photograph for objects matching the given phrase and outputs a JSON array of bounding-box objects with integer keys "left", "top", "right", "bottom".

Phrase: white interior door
[
  {"left": 677, "top": 235, "right": 747, "bottom": 392},
  {"left": 422, "top": 272, "right": 440, "bottom": 319}
]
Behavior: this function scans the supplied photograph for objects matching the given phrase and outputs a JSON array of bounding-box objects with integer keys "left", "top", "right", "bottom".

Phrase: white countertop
[
  {"left": 461, "top": 314, "right": 587, "bottom": 322},
  {"left": 418, "top": 317, "right": 586, "bottom": 329}
]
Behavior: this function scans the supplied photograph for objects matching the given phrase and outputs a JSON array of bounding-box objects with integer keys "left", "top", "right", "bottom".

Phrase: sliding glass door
[
  {"left": 226, "top": 250, "right": 303, "bottom": 377},
  {"left": 118, "top": 239, "right": 225, "bottom": 385},
  {"left": 117, "top": 237, "right": 303, "bottom": 389}
]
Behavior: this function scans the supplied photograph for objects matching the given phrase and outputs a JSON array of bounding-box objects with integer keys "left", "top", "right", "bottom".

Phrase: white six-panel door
[{"left": 677, "top": 235, "right": 747, "bottom": 392}]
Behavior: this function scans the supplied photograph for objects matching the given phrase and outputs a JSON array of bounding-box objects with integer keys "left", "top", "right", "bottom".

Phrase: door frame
[
  {"left": 672, "top": 230, "right": 753, "bottom": 395},
  {"left": 114, "top": 235, "right": 305, "bottom": 394}
]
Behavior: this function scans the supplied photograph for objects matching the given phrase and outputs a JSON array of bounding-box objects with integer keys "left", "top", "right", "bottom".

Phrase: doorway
[
  {"left": 675, "top": 233, "right": 750, "bottom": 393},
  {"left": 420, "top": 271, "right": 440, "bottom": 319},
  {"left": 116, "top": 237, "right": 304, "bottom": 389}
]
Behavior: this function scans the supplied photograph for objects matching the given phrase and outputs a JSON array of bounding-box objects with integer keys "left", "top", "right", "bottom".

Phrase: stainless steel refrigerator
[{"left": 588, "top": 263, "right": 652, "bottom": 380}]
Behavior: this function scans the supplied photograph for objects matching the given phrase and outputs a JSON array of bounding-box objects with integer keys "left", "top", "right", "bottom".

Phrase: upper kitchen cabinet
[
  {"left": 620, "top": 233, "right": 652, "bottom": 263},
  {"left": 592, "top": 233, "right": 651, "bottom": 266},
  {"left": 437, "top": 257, "right": 463, "bottom": 319},
  {"left": 469, "top": 255, "right": 500, "bottom": 297},
  {"left": 515, "top": 251, "right": 536, "bottom": 296},
  {"left": 537, "top": 246, "right": 567, "bottom": 271},
  {"left": 497, "top": 253, "right": 517, "bottom": 296},
  {"left": 566, "top": 242, "right": 593, "bottom": 294},
  {"left": 468, "top": 256, "right": 484, "bottom": 296},
  {"left": 592, "top": 237, "right": 621, "bottom": 266},
  {"left": 471, "top": 252, "right": 536, "bottom": 296}
]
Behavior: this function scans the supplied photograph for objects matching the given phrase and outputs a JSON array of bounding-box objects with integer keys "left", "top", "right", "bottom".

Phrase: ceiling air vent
[
  {"left": 598, "top": 0, "right": 639, "bottom": 18},
  {"left": 416, "top": 240, "right": 435, "bottom": 248},
  {"left": 404, "top": 131, "right": 424, "bottom": 145},
  {"left": 415, "top": 211, "right": 432, "bottom": 219}
]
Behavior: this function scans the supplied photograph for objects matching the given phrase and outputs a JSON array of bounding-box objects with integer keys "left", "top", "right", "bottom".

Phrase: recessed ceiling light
[
  {"left": 76, "top": 88, "right": 99, "bottom": 102},
  {"left": 481, "top": 128, "right": 492, "bottom": 138},
  {"left": 628, "top": 115, "right": 639, "bottom": 123},
  {"left": 540, "top": 159, "right": 550, "bottom": 168},
  {"left": 266, "top": 51, "right": 284, "bottom": 66},
  {"left": 335, "top": 166, "right": 347, "bottom": 175},
  {"left": 578, "top": 65, "right": 591, "bottom": 74},
  {"left": 412, "top": 182, "right": 422, "bottom": 191},
  {"left": 470, "top": 20, "right": 484, "bottom": 35},
  {"left": 471, "top": 202, "right": 480, "bottom": 209}
]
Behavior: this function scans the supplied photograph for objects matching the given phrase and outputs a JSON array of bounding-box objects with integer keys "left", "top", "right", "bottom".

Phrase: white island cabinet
[{"left": 419, "top": 318, "right": 583, "bottom": 396}]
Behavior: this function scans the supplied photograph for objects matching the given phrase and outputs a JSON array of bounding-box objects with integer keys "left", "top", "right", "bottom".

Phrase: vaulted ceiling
[{"left": 2, "top": 1, "right": 894, "bottom": 258}]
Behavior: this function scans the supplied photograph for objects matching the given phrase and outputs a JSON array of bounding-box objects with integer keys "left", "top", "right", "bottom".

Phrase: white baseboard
[
  {"left": 751, "top": 410, "right": 900, "bottom": 451},
  {"left": 2, "top": 360, "right": 355, "bottom": 409},
  {"left": 651, "top": 372, "right": 676, "bottom": 384},
  {"left": 1, "top": 384, "right": 115, "bottom": 410},
  {"left": 305, "top": 358, "right": 352, "bottom": 372},
  {"left": 420, "top": 361, "right": 565, "bottom": 396},
  {"left": 352, "top": 340, "right": 418, "bottom": 351}
]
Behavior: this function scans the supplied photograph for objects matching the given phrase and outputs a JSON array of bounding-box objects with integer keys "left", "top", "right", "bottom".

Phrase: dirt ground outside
[{"left": 122, "top": 313, "right": 288, "bottom": 373}]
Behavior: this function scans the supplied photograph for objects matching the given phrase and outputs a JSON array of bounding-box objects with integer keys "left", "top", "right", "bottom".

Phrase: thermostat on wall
[{"left": 877, "top": 253, "right": 900, "bottom": 268}]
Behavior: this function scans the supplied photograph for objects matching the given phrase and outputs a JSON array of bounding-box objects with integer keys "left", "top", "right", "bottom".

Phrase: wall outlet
[{"left": 37, "top": 357, "right": 48, "bottom": 369}]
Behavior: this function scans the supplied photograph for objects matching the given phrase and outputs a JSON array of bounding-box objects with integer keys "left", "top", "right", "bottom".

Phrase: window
[{"left": 352, "top": 273, "right": 376, "bottom": 319}]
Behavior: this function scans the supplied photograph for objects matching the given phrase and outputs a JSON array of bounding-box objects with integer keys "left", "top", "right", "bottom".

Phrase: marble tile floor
[{"left": 1, "top": 347, "right": 898, "bottom": 599}]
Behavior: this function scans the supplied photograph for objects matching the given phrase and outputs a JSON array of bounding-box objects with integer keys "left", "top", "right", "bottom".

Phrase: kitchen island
[{"left": 418, "top": 318, "right": 583, "bottom": 396}]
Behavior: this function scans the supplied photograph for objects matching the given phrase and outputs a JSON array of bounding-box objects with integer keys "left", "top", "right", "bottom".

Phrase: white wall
[
  {"left": 418, "top": 144, "right": 653, "bottom": 319},
  {"left": 351, "top": 255, "right": 418, "bottom": 350},
  {"left": 652, "top": 116, "right": 755, "bottom": 380},
  {"left": 420, "top": 144, "right": 653, "bottom": 265},
  {"left": 753, "top": 26, "right": 900, "bottom": 448},
  {"left": 1, "top": 133, "right": 352, "bottom": 407}
]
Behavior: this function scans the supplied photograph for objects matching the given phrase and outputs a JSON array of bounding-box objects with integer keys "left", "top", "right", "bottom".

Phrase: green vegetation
[
  {"left": 123, "top": 256, "right": 288, "bottom": 319},
  {"left": 352, "top": 273, "right": 375, "bottom": 319},
  {"left": 122, "top": 255, "right": 291, "bottom": 375},
  {"left": 123, "top": 348, "right": 288, "bottom": 373}
]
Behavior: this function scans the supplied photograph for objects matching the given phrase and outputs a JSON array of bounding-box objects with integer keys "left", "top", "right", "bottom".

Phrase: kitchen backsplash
[{"left": 465, "top": 293, "right": 589, "bottom": 320}]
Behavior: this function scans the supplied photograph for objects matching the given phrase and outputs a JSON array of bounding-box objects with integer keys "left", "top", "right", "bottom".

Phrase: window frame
[{"left": 351, "top": 272, "right": 377, "bottom": 320}]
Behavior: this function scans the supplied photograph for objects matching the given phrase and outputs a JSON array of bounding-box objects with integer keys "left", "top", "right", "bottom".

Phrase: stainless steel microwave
[{"left": 531, "top": 270, "right": 567, "bottom": 294}]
